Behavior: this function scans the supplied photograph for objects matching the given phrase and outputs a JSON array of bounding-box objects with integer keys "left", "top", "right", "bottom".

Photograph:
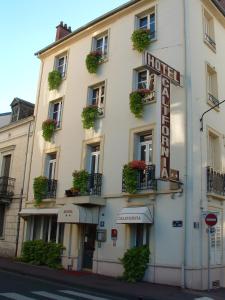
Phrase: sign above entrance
[{"left": 145, "top": 52, "right": 181, "bottom": 86}]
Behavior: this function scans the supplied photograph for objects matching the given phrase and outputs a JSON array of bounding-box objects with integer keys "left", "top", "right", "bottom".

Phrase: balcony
[
  {"left": 46, "top": 179, "right": 57, "bottom": 199},
  {"left": 122, "top": 164, "right": 157, "bottom": 193},
  {"left": 207, "top": 167, "right": 225, "bottom": 196},
  {"left": 0, "top": 177, "right": 15, "bottom": 202}
]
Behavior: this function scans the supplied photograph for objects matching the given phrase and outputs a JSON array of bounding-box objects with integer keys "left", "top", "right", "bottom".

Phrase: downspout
[
  {"left": 15, "top": 119, "right": 32, "bottom": 256},
  {"left": 183, "top": 0, "right": 193, "bottom": 289}
]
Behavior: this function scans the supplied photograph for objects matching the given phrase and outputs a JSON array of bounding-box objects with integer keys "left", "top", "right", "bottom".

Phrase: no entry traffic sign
[{"left": 205, "top": 213, "right": 217, "bottom": 227}]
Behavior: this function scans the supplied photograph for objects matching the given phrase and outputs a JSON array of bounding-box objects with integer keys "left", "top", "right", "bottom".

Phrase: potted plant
[
  {"left": 42, "top": 119, "right": 56, "bottom": 141},
  {"left": 131, "top": 29, "right": 151, "bottom": 52},
  {"left": 85, "top": 51, "right": 103, "bottom": 73},
  {"left": 81, "top": 105, "right": 99, "bottom": 129},
  {"left": 129, "top": 89, "right": 151, "bottom": 118},
  {"left": 33, "top": 176, "right": 48, "bottom": 205},
  {"left": 48, "top": 70, "right": 62, "bottom": 90},
  {"left": 72, "top": 170, "right": 89, "bottom": 195},
  {"left": 123, "top": 160, "right": 146, "bottom": 194}
]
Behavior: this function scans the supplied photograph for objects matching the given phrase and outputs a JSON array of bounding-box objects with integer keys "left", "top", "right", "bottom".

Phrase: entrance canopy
[
  {"left": 116, "top": 206, "right": 153, "bottom": 224},
  {"left": 57, "top": 203, "right": 98, "bottom": 224},
  {"left": 19, "top": 208, "right": 58, "bottom": 217}
]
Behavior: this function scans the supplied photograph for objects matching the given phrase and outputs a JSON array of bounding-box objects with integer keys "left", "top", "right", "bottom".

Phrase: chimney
[{"left": 55, "top": 21, "right": 72, "bottom": 41}]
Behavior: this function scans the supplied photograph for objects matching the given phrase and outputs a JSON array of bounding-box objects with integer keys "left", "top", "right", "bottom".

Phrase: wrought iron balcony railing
[
  {"left": 0, "top": 176, "right": 15, "bottom": 198},
  {"left": 46, "top": 179, "right": 57, "bottom": 198},
  {"left": 87, "top": 173, "right": 102, "bottom": 196},
  {"left": 207, "top": 167, "right": 225, "bottom": 196},
  {"left": 208, "top": 93, "right": 220, "bottom": 107},
  {"left": 122, "top": 164, "right": 157, "bottom": 192},
  {"left": 204, "top": 33, "right": 216, "bottom": 49}
]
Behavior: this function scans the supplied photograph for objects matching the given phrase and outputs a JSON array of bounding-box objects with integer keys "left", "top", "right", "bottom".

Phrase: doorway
[{"left": 82, "top": 224, "right": 96, "bottom": 270}]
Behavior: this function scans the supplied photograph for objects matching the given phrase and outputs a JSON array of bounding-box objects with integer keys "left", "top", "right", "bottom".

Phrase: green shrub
[
  {"left": 81, "top": 105, "right": 99, "bottom": 129},
  {"left": 33, "top": 176, "right": 48, "bottom": 205},
  {"left": 42, "top": 119, "right": 56, "bottom": 141},
  {"left": 129, "top": 91, "right": 144, "bottom": 118},
  {"left": 120, "top": 245, "right": 150, "bottom": 282},
  {"left": 48, "top": 70, "right": 62, "bottom": 90},
  {"left": 73, "top": 170, "right": 89, "bottom": 195},
  {"left": 85, "top": 51, "right": 102, "bottom": 73},
  {"left": 21, "top": 240, "right": 64, "bottom": 268},
  {"left": 131, "top": 29, "right": 151, "bottom": 52},
  {"left": 123, "top": 164, "right": 138, "bottom": 194}
]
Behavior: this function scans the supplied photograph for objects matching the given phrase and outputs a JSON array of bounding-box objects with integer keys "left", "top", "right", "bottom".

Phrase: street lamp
[{"left": 200, "top": 99, "right": 225, "bottom": 131}]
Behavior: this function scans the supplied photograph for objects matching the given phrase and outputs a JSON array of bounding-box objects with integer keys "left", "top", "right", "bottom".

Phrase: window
[
  {"left": 208, "top": 131, "right": 220, "bottom": 171},
  {"left": 135, "top": 69, "right": 156, "bottom": 103},
  {"left": 137, "top": 10, "right": 156, "bottom": 39},
  {"left": 206, "top": 65, "right": 219, "bottom": 107},
  {"left": 93, "top": 33, "right": 108, "bottom": 58},
  {"left": 138, "top": 133, "right": 153, "bottom": 165},
  {"left": 55, "top": 54, "right": 67, "bottom": 77},
  {"left": 203, "top": 9, "right": 216, "bottom": 50},
  {"left": 0, "top": 205, "right": 5, "bottom": 238},
  {"left": 210, "top": 212, "right": 222, "bottom": 265},
  {"left": 89, "top": 83, "right": 105, "bottom": 116},
  {"left": 131, "top": 224, "right": 150, "bottom": 247},
  {"left": 89, "top": 145, "right": 100, "bottom": 174},
  {"left": 1, "top": 154, "right": 11, "bottom": 177},
  {"left": 49, "top": 100, "right": 62, "bottom": 128}
]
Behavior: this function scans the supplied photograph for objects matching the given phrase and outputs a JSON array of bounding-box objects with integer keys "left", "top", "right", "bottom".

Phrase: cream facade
[
  {"left": 19, "top": 0, "right": 225, "bottom": 290},
  {"left": 0, "top": 100, "right": 34, "bottom": 257}
]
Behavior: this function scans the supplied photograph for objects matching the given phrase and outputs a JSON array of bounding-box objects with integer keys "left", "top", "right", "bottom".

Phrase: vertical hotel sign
[{"left": 145, "top": 52, "right": 181, "bottom": 179}]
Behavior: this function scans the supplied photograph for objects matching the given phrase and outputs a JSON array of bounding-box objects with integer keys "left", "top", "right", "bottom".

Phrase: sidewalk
[{"left": 0, "top": 257, "right": 224, "bottom": 300}]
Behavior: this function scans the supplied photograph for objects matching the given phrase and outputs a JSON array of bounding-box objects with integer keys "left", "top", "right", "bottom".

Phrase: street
[{"left": 0, "top": 270, "right": 127, "bottom": 300}]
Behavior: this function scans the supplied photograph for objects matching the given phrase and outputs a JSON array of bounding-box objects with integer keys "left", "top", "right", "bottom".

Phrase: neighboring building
[
  {"left": 0, "top": 113, "right": 11, "bottom": 128},
  {"left": 19, "top": 0, "right": 225, "bottom": 290},
  {"left": 0, "top": 99, "right": 34, "bottom": 256}
]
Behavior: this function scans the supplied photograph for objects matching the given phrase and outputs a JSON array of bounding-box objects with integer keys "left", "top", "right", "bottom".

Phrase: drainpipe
[{"left": 183, "top": 0, "right": 193, "bottom": 289}]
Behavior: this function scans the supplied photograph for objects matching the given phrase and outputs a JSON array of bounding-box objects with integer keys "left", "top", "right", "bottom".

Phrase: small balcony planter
[
  {"left": 72, "top": 170, "right": 89, "bottom": 195},
  {"left": 131, "top": 29, "right": 151, "bottom": 52},
  {"left": 42, "top": 119, "right": 56, "bottom": 142},
  {"left": 122, "top": 160, "right": 146, "bottom": 194},
  {"left": 48, "top": 70, "right": 62, "bottom": 90},
  {"left": 33, "top": 176, "right": 48, "bottom": 205},
  {"left": 65, "top": 188, "right": 79, "bottom": 197},
  {"left": 129, "top": 89, "right": 151, "bottom": 118},
  {"left": 81, "top": 105, "right": 100, "bottom": 129},
  {"left": 85, "top": 51, "right": 103, "bottom": 73}
]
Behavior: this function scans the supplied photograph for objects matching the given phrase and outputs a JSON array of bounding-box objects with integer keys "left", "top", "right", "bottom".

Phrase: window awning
[
  {"left": 116, "top": 206, "right": 153, "bottom": 224},
  {"left": 19, "top": 208, "right": 59, "bottom": 217},
  {"left": 57, "top": 203, "right": 99, "bottom": 224}
]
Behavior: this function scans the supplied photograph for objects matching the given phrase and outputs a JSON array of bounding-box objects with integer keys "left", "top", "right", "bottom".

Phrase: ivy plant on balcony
[
  {"left": 131, "top": 29, "right": 151, "bottom": 52},
  {"left": 33, "top": 176, "right": 48, "bottom": 205},
  {"left": 81, "top": 105, "right": 99, "bottom": 129},
  {"left": 48, "top": 70, "right": 62, "bottom": 90},
  {"left": 129, "top": 89, "right": 151, "bottom": 118},
  {"left": 72, "top": 170, "right": 89, "bottom": 195},
  {"left": 42, "top": 119, "right": 56, "bottom": 142},
  {"left": 123, "top": 160, "right": 146, "bottom": 194},
  {"left": 85, "top": 51, "right": 103, "bottom": 73}
]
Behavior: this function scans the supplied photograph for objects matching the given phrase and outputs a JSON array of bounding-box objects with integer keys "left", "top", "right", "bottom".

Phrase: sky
[{"left": 0, "top": 0, "right": 128, "bottom": 113}]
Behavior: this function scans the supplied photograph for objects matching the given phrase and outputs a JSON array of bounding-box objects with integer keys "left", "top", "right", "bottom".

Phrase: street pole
[{"left": 208, "top": 226, "right": 211, "bottom": 291}]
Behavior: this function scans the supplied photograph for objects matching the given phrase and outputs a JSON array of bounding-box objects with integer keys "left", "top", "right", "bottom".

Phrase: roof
[
  {"left": 10, "top": 97, "right": 34, "bottom": 108},
  {"left": 211, "top": 0, "right": 225, "bottom": 16},
  {"left": 35, "top": 0, "right": 141, "bottom": 56}
]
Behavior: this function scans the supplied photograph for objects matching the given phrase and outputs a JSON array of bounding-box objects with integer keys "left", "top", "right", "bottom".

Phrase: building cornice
[{"left": 0, "top": 116, "right": 34, "bottom": 133}]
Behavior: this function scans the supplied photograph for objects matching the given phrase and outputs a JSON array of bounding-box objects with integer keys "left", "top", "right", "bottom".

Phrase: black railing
[
  {"left": 207, "top": 167, "right": 225, "bottom": 196},
  {"left": 87, "top": 173, "right": 102, "bottom": 196},
  {"left": 204, "top": 33, "right": 216, "bottom": 49},
  {"left": 46, "top": 179, "right": 57, "bottom": 198},
  {"left": 208, "top": 93, "right": 220, "bottom": 107},
  {"left": 122, "top": 165, "right": 157, "bottom": 192},
  {"left": 0, "top": 176, "right": 15, "bottom": 198}
]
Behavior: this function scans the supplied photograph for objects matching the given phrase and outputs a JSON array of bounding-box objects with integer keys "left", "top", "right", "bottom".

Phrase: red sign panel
[
  {"left": 161, "top": 76, "right": 170, "bottom": 179},
  {"left": 205, "top": 213, "right": 217, "bottom": 227},
  {"left": 145, "top": 52, "right": 181, "bottom": 86}
]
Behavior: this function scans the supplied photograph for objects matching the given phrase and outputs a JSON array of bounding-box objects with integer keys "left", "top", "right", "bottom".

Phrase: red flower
[{"left": 129, "top": 160, "right": 146, "bottom": 170}]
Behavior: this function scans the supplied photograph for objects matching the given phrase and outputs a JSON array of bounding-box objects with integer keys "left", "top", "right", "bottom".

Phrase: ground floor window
[
  {"left": 130, "top": 224, "right": 150, "bottom": 247},
  {"left": 26, "top": 215, "right": 64, "bottom": 244},
  {"left": 0, "top": 205, "right": 5, "bottom": 238}
]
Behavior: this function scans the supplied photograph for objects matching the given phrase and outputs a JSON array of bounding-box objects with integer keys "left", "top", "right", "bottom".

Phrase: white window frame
[
  {"left": 136, "top": 8, "right": 156, "bottom": 40},
  {"left": 135, "top": 69, "right": 156, "bottom": 103},
  {"left": 138, "top": 134, "right": 153, "bottom": 165},
  {"left": 55, "top": 54, "right": 67, "bottom": 78},
  {"left": 92, "top": 31, "right": 109, "bottom": 59},
  {"left": 49, "top": 100, "right": 63, "bottom": 128},
  {"left": 88, "top": 82, "right": 105, "bottom": 116},
  {"left": 208, "top": 130, "right": 221, "bottom": 171},
  {"left": 206, "top": 64, "right": 219, "bottom": 108},
  {"left": 89, "top": 149, "right": 100, "bottom": 174},
  {"left": 203, "top": 8, "right": 216, "bottom": 51}
]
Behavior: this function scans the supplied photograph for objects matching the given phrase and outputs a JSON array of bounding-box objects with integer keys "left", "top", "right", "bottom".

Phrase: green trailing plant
[
  {"left": 72, "top": 170, "right": 89, "bottom": 195},
  {"left": 42, "top": 119, "right": 56, "bottom": 141},
  {"left": 123, "top": 160, "right": 146, "bottom": 194},
  {"left": 129, "top": 89, "right": 151, "bottom": 118},
  {"left": 33, "top": 176, "right": 48, "bottom": 205},
  {"left": 120, "top": 245, "right": 150, "bottom": 282},
  {"left": 48, "top": 70, "right": 62, "bottom": 90},
  {"left": 131, "top": 29, "right": 151, "bottom": 52},
  {"left": 21, "top": 240, "right": 64, "bottom": 269},
  {"left": 85, "top": 51, "right": 102, "bottom": 73},
  {"left": 81, "top": 105, "right": 99, "bottom": 129}
]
